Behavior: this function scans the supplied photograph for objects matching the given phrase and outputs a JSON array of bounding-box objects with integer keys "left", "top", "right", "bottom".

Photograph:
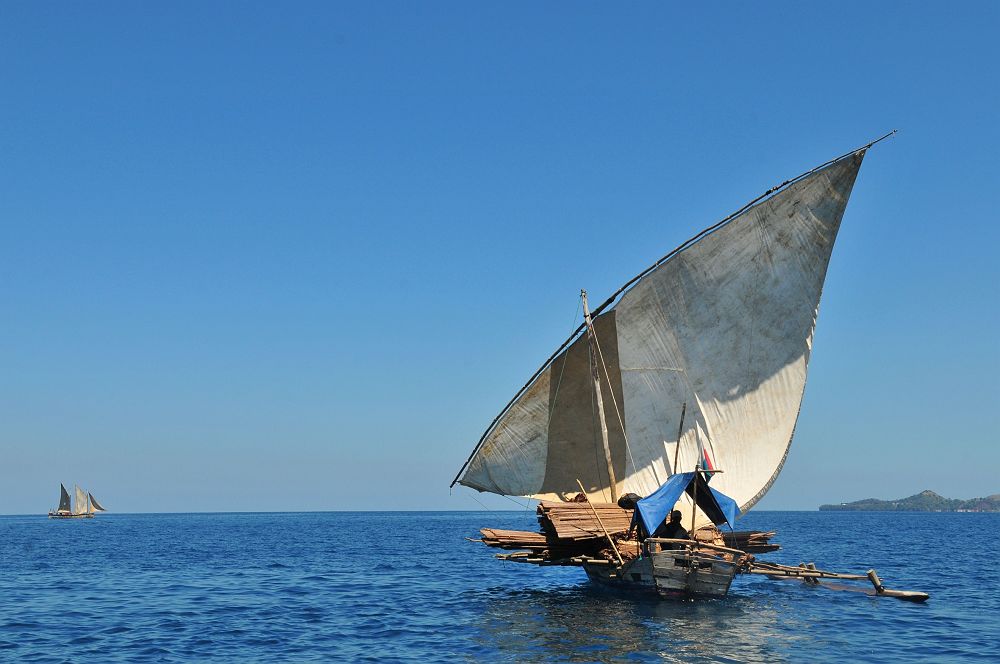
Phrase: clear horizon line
[
  {"left": 10, "top": 508, "right": 999, "bottom": 517},
  {"left": 4, "top": 508, "right": 830, "bottom": 517}
]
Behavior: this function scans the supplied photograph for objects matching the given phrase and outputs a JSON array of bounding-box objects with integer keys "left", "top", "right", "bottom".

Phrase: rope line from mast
[
  {"left": 466, "top": 492, "right": 494, "bottom": 512},
  {"left": 591, "top": 324, "right": 644, "bottom": 490},
  {"left": 588, "top": 359, "right": 608, "bottom": 502}
]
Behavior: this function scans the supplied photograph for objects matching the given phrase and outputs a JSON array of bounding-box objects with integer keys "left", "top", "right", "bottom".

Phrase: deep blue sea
[{"left": 1, "top": 511, "right": 997, "bottom": 662}]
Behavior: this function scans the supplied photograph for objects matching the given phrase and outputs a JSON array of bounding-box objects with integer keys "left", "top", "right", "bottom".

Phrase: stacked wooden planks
[
  {"left": 536, "top": 501, "right": 634, "bottom": 540},
  {"left": 723, "top": 530, "right": 780, "bottom": 554},
  {"left": 480, "top": 527, "right": 606, "bottom": 560},
  {"left": 480, "top": 528, "right": 548, "bottom": 551},
  {"left": 478, "top": 502, "right": 633, "bottom": 563}
]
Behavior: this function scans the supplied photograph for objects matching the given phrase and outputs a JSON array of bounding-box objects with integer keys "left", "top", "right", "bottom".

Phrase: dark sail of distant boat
[{"left": 57, "top": 484, "right": 71, "bottom": 513}]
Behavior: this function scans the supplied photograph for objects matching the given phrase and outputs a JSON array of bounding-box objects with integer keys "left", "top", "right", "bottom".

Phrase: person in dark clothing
[{"left": 653, "top": 510, "right": 688, "bottom": 542}]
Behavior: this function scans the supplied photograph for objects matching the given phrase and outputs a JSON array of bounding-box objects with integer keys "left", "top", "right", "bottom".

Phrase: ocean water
[{"left": 1, "top": 511, "right": 997, "bottom": 663}]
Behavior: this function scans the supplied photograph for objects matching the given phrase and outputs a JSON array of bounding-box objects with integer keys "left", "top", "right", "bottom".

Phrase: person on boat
[{"left": 653, "top": 510, "right": 688, "bottom": 544}]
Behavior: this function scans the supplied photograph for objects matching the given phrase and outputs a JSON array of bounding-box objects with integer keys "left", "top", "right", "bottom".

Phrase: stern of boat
[{"left": 646, "top": 538, "right": 742, "bottom": 599}]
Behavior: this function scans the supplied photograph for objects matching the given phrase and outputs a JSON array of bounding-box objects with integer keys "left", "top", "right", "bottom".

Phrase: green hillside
[{"left": 819, "top": 490, "right": 1000, "bottom": 512}]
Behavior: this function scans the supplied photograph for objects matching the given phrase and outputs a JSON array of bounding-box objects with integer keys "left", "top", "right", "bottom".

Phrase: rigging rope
[
  {"left": 592, "top": 327, "right": 646, "bottom": 489},
  {"left": 467, "top": 492, "right": 493, "bottom": 512},
  {"left": 500, "top": 493, "right": 534, "bottom": 510},
  {"left": 588, "top": 367, "right": 607, "bottom": 501}
]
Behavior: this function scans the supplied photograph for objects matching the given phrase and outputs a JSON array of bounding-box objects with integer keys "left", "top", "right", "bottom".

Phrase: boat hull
[
  {"left": 649, "top": 548, "right": 737, "bottom": 599},
  {"left": 48, "top": 512, "right": 93, "bottom": 519},
  {"left": 583, "top": 557, "right": 657, "bottom": 594},
  {"left": 585, "top": 546, "right": 738, "bottom": 599}
]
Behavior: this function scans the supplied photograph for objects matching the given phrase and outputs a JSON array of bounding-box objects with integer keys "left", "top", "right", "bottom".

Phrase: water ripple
[{"left": 0, "top": 511, "right": 996, "bottom": 662}]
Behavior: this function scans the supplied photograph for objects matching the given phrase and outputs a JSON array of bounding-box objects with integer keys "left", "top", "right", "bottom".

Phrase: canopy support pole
[{"left": 690, "top": 466, "right": 699, "bottom": 536}]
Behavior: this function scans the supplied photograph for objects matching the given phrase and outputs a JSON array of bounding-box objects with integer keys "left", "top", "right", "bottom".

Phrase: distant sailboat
[{"left": 48, "top": 483, "right": 106, "bottom": 518}]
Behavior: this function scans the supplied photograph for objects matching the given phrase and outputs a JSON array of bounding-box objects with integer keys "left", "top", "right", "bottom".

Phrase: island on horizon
[{"left": 820, "top": 489, "right": 1000, "bottom": 512}]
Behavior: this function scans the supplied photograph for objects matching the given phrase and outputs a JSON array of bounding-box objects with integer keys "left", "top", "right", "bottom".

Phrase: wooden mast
[
  {"left": 690, "top": 463, "right": 699, "bottom": 537},
  {"left": 581, "top": 289, "right": 618, "bottom": 503},
  {"left": 672, "top": 402, "right": 686, "bottom": 475}
]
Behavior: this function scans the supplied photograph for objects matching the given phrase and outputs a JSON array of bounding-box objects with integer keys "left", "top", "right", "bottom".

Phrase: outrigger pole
[{"left": 747, "top": 561, "right": 929, "bottom": 602}]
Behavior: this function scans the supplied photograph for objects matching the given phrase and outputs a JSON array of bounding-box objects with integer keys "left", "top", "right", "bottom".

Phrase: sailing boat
[
  {"left": 48, "top": 483, "right": 106, "bottom": 518},
  {"left": 454, "top": 134, "right": 929, "bottom": 601}
]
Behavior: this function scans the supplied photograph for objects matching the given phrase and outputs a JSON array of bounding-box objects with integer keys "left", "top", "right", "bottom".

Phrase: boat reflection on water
[{"left": 474, "top": 580, "right": 802, "bottom": 662}]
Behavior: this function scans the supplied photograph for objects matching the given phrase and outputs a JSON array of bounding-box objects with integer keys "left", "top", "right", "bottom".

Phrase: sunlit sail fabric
[
  {"left": 73, "top": 485, "right": 89, "bottom": 515},
  {"left": 89, "top": 493, "right": 105, "bottom": 512},
  {"left": 456, "top": 153, "right": 864, "bottom": 512}
]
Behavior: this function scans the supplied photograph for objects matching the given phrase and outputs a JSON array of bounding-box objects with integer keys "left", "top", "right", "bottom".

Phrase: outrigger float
[{"left": 454, "top": 134, "right": 928, "bottom": 602}]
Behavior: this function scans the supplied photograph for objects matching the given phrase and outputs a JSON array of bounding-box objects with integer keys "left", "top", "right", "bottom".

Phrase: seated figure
[{"left": 653, "top": 510, "right": 689, "bottom": 544}]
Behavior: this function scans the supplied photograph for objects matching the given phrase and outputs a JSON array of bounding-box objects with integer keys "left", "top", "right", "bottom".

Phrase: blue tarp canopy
[{"left": 633, "top": 472, "right": 740, "bottom": 537}]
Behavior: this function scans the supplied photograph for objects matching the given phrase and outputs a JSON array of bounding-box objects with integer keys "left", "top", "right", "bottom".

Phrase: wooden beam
[{"left": 576, "top": 478, "right": 625, "bottom": 566}]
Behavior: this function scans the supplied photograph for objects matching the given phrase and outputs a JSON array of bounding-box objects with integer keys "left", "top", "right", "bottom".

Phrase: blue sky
[{"left": 2, "top": 2, "right": 997, "bottom": 513}]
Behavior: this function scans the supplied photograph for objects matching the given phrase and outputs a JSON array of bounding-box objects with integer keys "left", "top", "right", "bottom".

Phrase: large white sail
[
  {"left": 73, "top": 485, "right": 89, "bottom": 515},
  {"left": 455, "top": 151, "right": 865, "bottom": 512}
]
